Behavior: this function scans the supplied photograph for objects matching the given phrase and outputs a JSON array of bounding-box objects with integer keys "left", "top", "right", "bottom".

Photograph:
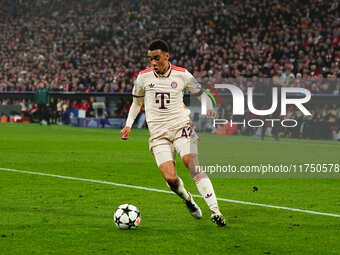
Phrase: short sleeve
[
  {"left": 184, "top": 70, "right": 202, "bottom": 95},
  {"left": 132, "top": 74, "right": 145, "bottom": 97}
]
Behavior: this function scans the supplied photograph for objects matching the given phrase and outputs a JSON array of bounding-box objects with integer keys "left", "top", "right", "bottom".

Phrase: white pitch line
[{"left": 1, "top": 167, "right": 340, "bottom": 218}]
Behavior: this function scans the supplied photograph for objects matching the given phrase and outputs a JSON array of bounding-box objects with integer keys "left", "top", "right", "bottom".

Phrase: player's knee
[
  {"left": 182, "top": 154, "right": 191, "bottom": 168},
  {"left": 182, "top": 154, "right": 206, "bottom": 179},
  {"left": 182, "top": 154, "right": 197, "bottom": 170}
]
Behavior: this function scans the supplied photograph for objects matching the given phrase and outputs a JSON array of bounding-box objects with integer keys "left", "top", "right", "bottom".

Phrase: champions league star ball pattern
[{"left": 114, "top": 204, "right": 141, "bottom": 230}]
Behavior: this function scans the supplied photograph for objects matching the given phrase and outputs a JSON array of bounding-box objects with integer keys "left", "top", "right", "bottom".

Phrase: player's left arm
[{"left": 184, "top": 71, "right": 217, "bottom": 118}]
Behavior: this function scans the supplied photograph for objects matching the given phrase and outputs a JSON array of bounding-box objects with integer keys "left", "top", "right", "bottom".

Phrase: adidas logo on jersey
[{"left": 148, "top": 83, "right": 155, "bottom": 88}]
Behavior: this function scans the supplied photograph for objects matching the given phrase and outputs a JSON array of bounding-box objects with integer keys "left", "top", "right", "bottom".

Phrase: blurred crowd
[
  {"left": 1, "top": 95, "right": 339, "bottom": 140},
  {"left": 214, "top": 103, "right": 340, "bottom": 140},
  {"left": 0, "top": 96, "right": 130, "bottom": 123},
  {"left": 284, "top": 104, "right": 340, "bottom": 139},
  {"left": 0, "top": 97, "right": 85, "bottom": 124},
  {"left": 0, "top": 0, "right": 340, "bottom": 93}
]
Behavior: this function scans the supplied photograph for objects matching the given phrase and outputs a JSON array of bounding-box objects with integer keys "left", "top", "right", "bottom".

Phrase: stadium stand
[
  {"left": 0, "top": 0, "right": 339, "bottom": 93},
  {"left": 0, "top": 0, "right": 339, "bottom": 139}
]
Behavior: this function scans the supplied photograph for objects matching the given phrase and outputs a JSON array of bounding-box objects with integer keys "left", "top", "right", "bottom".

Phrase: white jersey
[{"left": 132, "top": 64, "right": 201, "bottom": 137}]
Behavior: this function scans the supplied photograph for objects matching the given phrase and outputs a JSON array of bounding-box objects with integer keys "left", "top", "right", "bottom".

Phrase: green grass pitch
[{"left": 0, "top": 123, "right": 340, "bottom": 255}]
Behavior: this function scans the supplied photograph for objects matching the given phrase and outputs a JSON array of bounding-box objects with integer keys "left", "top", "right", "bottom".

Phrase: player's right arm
[
  {"left": 120, "top": 96, "right": 144, "bottom": 140},
  {"left": 120, "top": 74, "right": 145, "bottom": 140}
]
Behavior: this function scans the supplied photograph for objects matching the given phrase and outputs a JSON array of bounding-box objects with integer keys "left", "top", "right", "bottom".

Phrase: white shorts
[{"left": 150, "top": 124, "right": 199, "bottom": 167}]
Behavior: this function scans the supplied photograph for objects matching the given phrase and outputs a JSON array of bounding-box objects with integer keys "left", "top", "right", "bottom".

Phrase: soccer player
[
  {"left": 120, "top": 40, "right": 226, "bottom": 226},
  {"left": 261, "top": 74, "right": 281, "bottom": 141},
  {"left": 35, "top": 82, "right": 50, "bottom": 125}
]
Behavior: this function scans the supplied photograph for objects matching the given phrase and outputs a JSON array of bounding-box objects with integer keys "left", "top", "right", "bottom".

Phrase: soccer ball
[{"left": 114, "top": 204, "right": 141, "bottom": 230}]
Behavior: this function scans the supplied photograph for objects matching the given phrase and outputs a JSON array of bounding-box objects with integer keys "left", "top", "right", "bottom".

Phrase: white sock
[
  {"left": 168, "top": 177, "right": 190, "bottom": 201},
  {"left": 194, "top": 174, "right": 219, "bottom": 213}
]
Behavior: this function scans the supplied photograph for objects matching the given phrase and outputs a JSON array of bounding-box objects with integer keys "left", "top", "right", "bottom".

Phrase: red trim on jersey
[
  {"left": 140, "top": 67, "right": 153, "bottom": 74},
  {"left": 153, "top": 70, "right": 159, "bottom": 78},
  {"left": 132, "top": 94, "right": 144, "bottom": 98},
  {"left": 171, "top": 65, "right": 186, "bottom": 72}
]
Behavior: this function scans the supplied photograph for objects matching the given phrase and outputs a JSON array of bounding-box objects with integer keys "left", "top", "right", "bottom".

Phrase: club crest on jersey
[{"left": 170, "top": 81, "right": 178, "bottom": 89}]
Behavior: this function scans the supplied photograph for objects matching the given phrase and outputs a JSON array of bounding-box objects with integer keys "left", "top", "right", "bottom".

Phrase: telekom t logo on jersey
[
  {"left": 155, "top": 92, "right": 170, "bottom": 109},
  {"left": 201, "top": 84, "right": 312, "bottom": 116}
]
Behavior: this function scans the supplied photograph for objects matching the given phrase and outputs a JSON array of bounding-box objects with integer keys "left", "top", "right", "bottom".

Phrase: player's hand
[
  {"left": 120, "top": 126, "right": 131, "bottom": 140},
  {"left": 207, "top": 109, "right": 218, "bottom": 119}
]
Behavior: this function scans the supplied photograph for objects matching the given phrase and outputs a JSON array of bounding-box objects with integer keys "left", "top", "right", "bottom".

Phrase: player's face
[
  {"left": 148, "top": 49, "right": 170, "bottom": 74},
  {"left": 273, "top": 75, "right": 280, "bottom": 85}
]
